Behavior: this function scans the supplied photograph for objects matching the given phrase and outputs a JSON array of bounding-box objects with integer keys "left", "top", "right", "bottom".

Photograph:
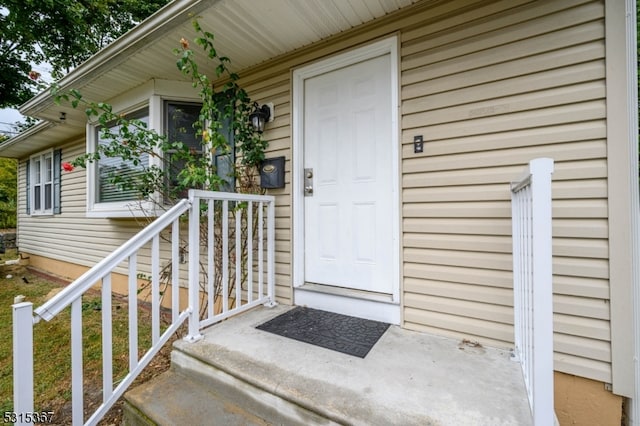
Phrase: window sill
[
  {"left": 87, "top": 201, "right": 158, "bottom": 219},
  {"left": 29, "top": 211, "right": 54, "bottom": 217}
]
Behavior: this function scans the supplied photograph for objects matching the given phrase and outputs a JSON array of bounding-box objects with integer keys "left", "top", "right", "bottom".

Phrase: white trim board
[{"left": 605, "top": 0, "right": 639, "bottom": 404}]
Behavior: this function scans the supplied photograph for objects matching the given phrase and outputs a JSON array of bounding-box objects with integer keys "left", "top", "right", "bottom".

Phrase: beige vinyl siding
[
  {"left": 243, "top": 73, "right": 293, "bottom": 303},
  {"left": 18, "top": 139, "right": 156, "bottom": 269},
  {"left": 400, "top": 0, "right": 610, "bottom": 382}
]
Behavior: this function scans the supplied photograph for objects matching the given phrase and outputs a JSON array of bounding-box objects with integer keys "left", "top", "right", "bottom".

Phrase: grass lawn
[{"left": 0, "top": 251, "right": 176, "bottom": 424}]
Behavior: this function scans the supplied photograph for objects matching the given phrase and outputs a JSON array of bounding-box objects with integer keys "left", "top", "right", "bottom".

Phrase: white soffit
[{"left": 23, "top": 0, "right": 419, "bottom": 116}]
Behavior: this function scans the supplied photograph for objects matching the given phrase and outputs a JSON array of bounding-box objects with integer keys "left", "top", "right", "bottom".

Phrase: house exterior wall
[
  {"left": 18, "top": 138, "right": 154, "bottom": 267},
  {"left": 15, "top": 0, "right": 622, "bottom": 411},
  {"left": 17, "top": 139, "right": 175, "bottom": 290}
]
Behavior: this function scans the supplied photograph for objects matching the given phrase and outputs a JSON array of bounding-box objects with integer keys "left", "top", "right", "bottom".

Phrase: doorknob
[{"left": 304, "top": 168, "right": 313, "bottom": 196}]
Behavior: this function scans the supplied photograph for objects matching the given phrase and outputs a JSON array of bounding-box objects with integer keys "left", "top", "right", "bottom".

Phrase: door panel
[{"left": 303, "top": 53, "right": 393, "bottom": 294}]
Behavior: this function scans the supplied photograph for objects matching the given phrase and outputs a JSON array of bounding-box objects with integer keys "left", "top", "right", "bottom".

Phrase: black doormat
[{"left": 256, "top": 306, "right": 390, "bottom": 358}]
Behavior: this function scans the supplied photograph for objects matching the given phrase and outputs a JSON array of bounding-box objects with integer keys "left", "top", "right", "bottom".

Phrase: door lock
[{"left": 304, "top": 168, "right": 313, "bottom": 196}]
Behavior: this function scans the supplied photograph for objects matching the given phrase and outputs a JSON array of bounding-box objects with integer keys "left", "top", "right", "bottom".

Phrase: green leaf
[
  {"left": 70, "top": 89, "right": 82, "bottom": 100},
  {"left": 0, "top": 0, "right": 169, "bottom": 109}
]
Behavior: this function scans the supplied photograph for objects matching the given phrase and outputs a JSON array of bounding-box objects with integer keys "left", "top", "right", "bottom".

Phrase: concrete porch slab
[{"left": 173, "top": 305, "right": 532, "bottom": 425}]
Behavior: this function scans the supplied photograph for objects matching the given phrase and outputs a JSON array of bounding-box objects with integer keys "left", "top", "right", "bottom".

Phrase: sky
[
  {"left": 0, "top": 108, "right": 25, "bottom": 138},
  {"left": 0, "top": 4, "right": 53, "bottom": 137},
  {"left": 0, "top": 61, "right": 53, "bottom": 138},
  {"left": 0, "top": 6, "right": 21, "bottom": 137}
]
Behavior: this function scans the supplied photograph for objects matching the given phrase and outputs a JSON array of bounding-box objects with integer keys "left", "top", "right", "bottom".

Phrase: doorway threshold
[
  {"left": 299, "top": 282, "right": 393, "bottom": 302},
  {"left": 295, "top": 283, "right": 400, "bottom": 324}
]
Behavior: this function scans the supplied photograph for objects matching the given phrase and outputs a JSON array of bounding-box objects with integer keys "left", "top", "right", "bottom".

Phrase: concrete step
[
  {"left": 123, "top": 350, "right": 341, "bottom": 426},
  {"left": 124, "top": 305, "right": 532, "bottom": 425},
  {"left": 122, "top": 369, "right": 272, "bottom": 426}
]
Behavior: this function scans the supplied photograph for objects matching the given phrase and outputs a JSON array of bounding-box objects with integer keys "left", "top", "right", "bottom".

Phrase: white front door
[
  {"left": 293, "top": 37, "right": 400, "bottom": 323},
  {"left": 304, "top": 54, "right": 393, "bottom": 293}
]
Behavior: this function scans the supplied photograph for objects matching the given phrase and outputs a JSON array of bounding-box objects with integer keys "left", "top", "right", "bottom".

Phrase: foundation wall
[
  {"left": 26, "top": 253, "right": 189, "bottom": 311},
  {"left": 554, "top": 371, "right": 622, "bottom": 425}
]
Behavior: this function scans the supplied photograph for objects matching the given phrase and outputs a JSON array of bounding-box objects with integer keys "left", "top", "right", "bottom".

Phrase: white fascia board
[{"left": 0, "top": 121, "right": 56, "bottom": 158}]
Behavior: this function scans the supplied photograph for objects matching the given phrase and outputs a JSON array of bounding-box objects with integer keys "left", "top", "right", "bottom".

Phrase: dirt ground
[
  {"left": 2, "top": 262, "right": 179, "bottom": 426},
  {"left": 46, "top": 330, "right": 177, "bottom": 426}
]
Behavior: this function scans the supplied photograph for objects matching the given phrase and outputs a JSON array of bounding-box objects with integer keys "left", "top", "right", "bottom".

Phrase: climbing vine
[
  {"left": 53, "top": 19, "right": 268, "bottom": 203},
  {"left": 52, "top": 20, "right": 270, "bottom": 319}
]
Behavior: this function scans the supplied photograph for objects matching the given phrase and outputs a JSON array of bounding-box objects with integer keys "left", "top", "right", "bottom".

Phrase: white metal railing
[
  {"left": 510, "top": 158, "right": 555, "bottom": 426},
  {"left": 187, "top": 189, "right": 276, "bottom": 335},
  {"left": 12, "top": 189, "right": 276, "bottom": 425}
]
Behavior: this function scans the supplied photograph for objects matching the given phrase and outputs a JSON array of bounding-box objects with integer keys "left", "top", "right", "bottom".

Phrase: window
[
  {"left": 212, "top": 94, "right": 235, "bottom": 192},
  {"left": 85, "top": 89, "right": 236, "bottom": 217},
  {"left": 213, "top": 103, "right": 235, "bottom": 192},
  {"left": 164, "top": 99, "right": 235, "bottom": 194},
  {"left": 164, "top": 101, "right": 202, "bottom": 195},
  {"left": 27, "top": 149, "right": 61, "bottom": 215},
  {"left": 96, "top": 108, "right": 150, "bottom": 203}
]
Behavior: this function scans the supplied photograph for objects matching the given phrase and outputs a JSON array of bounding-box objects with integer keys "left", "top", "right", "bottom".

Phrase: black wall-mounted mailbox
[{"left": 260, "top": 156, "right": 285, "bottom": 189}]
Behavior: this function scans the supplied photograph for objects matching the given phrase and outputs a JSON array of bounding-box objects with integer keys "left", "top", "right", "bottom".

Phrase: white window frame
[
  {"left": 160, "top": 96, "right": 235, "bottom": 194},
  {"left": 84, "top": 80, "right": 203, "bottom": 218},
  {"left": 161, "top": 98, "right": 209, "bottom": 197},
  {"left": 86, "top": 104, "right": 157, "bottom": 218},
  {"left": 29, "top": 149, "right": 54, "bottom": 216}
]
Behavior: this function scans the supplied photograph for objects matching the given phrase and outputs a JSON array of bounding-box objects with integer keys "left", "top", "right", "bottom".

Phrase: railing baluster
[
  {"left": 71, "top": 297, "right": 84, "bottom": 425},
  {"left": 258, "top": 202, "right": 264, "bottom": 299},
  {"left": 186, "top": 194, "right": 202, "bottom": 341},
  {"left": 236, "top": 206, "right": 242, "bottom": 308},
  {"left": 222, "top": 200, "right": 229, "bottom": 313},
  {"left": 12, "top": 301, "right": 34, "bottom": 426},
  {"left": 151, "top": 234, "right": 160, "bottom": 345},
  {"left": 527, "top": 187, "right": 533, "bottom": 396},
  {"left": 520, "top": 192, "right": 525, "bottom": 361},
  {"left": 193, "top": 193, "right": 276, "bottom": 328},
  {"left": 102, "top": 274, "right": 113, "bottom": 402},
  {"left": 267, "top": 198, "right": 276, "bottom": 305},
  {"left": 247, "top": 201, "right": 253, "bottom": 303},
  {"left": 129, "top": 253, "right": 138, "bottom": 372},
  {"left": 172, "top": 218, "right": 180, "bottom": 323},
  {"left": 208, "top": 198, "right": 214, "bottom": 319}
]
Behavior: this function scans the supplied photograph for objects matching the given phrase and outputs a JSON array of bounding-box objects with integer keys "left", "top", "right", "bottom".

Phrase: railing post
[
  {"left": 511, "top": 158, "right": 555, "bottom": 426},
  {"left": 13, "top": 301, "right": 34, "bottom": 426},
  {"left": 71, "top": 298, "right": 84, "bottom": 425},
  {"left": 185, "top": 190, "right": 203, "bottom": 342},
  {"left": 265, "top": 199, "right": 277, "bottom": 307},
  {"left": 528, "top": 158, "right": 554, "bottom": 425}
]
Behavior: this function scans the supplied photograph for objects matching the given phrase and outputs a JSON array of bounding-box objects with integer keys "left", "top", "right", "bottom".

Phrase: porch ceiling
[{"left": 1, "top": 0, "right": 418, "bottom": 158}]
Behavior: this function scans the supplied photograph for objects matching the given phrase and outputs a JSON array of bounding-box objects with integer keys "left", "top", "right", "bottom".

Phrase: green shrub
[{"left": 0, "top": 200, "right": 17, "bottom": 229}]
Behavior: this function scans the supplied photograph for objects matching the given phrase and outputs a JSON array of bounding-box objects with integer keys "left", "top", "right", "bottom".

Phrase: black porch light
[{"left": 249, "top": 102, "right": 271, "bottom": 133}]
